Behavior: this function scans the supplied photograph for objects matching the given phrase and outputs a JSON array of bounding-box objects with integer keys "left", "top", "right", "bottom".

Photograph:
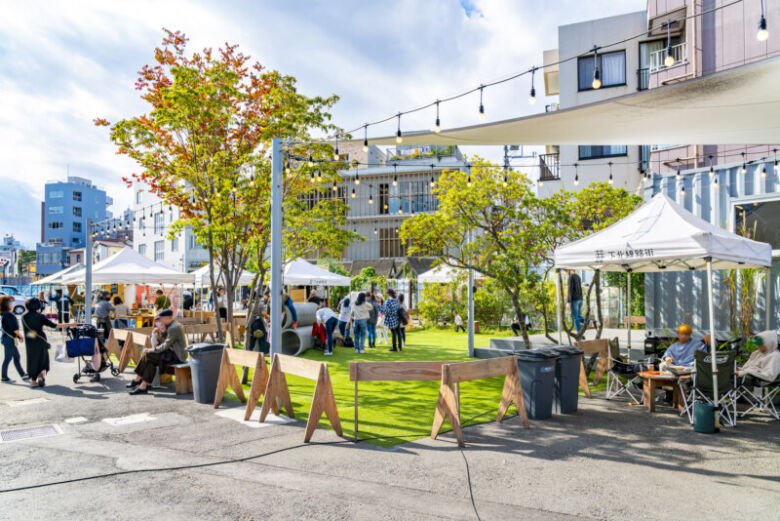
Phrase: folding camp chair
[
  {"left": 681, "top": 350, "right": 738, "bottom": 427},
  {"left": 606, "top": 337, "right": 642, "bottom": 402},
  {"left": 738, "top": 375, "right": 780, "bottom": 420}
]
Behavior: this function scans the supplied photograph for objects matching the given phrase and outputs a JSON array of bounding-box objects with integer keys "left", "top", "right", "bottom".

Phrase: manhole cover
[{"left": 0, "top": 424, "right": 62, "bottom": 443}]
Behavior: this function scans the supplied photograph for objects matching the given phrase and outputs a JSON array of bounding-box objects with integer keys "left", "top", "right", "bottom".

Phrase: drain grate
[{"left": 0, "top": 424, "right": 62, "bottom": 443}]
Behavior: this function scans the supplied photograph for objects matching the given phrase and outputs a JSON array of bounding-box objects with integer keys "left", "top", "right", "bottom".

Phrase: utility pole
[{"left": 269, "top": 138, "right": 283, "bottom": 358}]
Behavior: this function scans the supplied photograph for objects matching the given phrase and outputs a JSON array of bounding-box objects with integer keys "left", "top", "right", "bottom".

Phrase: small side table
[{"left": 638, "top": 371, "right": 684, "bottom": 412}]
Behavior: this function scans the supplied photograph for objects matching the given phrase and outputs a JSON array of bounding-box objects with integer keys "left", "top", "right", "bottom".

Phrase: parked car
[
  {"left": 0, "top": 285, "right": 21, "bottom": 296},
  {"left": 0, "top": 290, "right": 26, "bottom": 314}
]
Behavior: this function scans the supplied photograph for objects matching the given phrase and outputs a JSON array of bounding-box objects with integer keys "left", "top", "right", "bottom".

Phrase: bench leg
[{"left": 175, "top": 368, "right": 193, "bottom": 395}]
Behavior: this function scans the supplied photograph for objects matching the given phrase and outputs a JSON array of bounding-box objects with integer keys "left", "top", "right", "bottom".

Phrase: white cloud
[{"left": 0, "top": 0, "right": 645, "bottom": 247}]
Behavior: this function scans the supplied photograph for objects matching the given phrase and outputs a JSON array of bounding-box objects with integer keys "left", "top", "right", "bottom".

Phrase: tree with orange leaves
[{"left": 96, "top": 30, "right": 356, "bottom": 343}]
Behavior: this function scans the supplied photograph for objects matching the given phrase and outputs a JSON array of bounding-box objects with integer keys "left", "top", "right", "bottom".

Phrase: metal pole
[
  {"left": 556, "top": 269, "right": 563, "bottom": 343},
  {"left": 706, "top": 258, "right": 720, "bottom": 430},
  {"left": 627, "top": 270, "right": 632, "bottom": 351},
  {"left": 766, "top": 268, "right": 772, "bottom": 330},
  {"left": 269, "top": 138, "right": 283, "bottom": 358},
  {"left": 85, "top": 219, "right": 92, "bottom": 325},
  {"left": 467, "top": 232, "right": 474, "bottom": 357}
]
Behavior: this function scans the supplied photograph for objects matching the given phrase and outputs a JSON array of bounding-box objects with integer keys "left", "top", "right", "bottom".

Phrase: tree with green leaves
[{"left": 96, "top": 30, "right": 356, "bottom": 343}]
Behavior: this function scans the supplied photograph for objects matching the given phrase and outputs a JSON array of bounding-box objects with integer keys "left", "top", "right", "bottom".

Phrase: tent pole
[
  {"left": 627, "top": 269, "right": 632, "bottom": 352},
  {"left": 706, "top": 258, "right": 720, "bottom": 430},
  {"left": 555, "top": 269, "right": 562, "bottom": 343},
  {"left": 467, "top": 230, "right": 474, "bottom": 357},
  {"left": 766, "top": 267, "right": 772, "bottom": 330}
]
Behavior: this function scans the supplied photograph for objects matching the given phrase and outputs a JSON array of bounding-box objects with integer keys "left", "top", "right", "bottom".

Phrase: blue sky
[{"left": 0, "top": 0, "right": 645, "bottom": 248}]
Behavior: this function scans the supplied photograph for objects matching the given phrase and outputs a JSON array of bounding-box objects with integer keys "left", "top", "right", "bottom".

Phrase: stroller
[{"left": 65, "top": 324, "right": 119, "bottom": 383}]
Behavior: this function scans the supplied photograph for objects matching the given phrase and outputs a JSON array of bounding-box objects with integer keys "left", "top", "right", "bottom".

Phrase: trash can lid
[
  {"left": 549, "top": 345, "right": 583, "bottom": 355},
  {"left": 513, "top": 349, "right": 559, "bottom": 360},
  {"left": 186, "top": 343, "right": 226, "bottom": 353}
]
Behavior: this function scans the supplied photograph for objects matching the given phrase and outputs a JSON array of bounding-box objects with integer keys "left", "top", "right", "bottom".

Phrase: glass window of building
[
  {"left": 578, "top": 145, "right": 628, "bottom": 160},
  {"left": 154, "top": 212, "right": 164, "bottom": 235},
  {"left": 73, "top": 207, "right": 82, "bottom": 217},
  {"left": 72, "top": 222, "right": 81, "bottom": 232},
  {"left": 154, "top": 240, "right": 164, "bottom": 261},
  {"left": 73, "top": 191, "right": 82, "bottom": 202},
  {"left": 171, "top": 237, "right": 178, "bottom": 251},
  {"left": 139, "top": 244, "right": 147, "bottom": 255},
  {"left": 49, "top": 206, "right": 63, "bottom": 214},
  {"left": 578, "top": 50, "right": 626, "bottom": 91},
  {"left": 48, "top": 222, "right": 63, "bottom": 229}
]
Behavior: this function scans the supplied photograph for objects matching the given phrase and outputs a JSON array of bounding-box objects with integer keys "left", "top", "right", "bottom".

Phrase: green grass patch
[{"left": 224, "top": 329, "right": 605, "bottom": 447}]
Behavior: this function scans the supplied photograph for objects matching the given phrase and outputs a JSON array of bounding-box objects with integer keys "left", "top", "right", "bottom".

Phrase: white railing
[{"left": 649, "top": 42, "right": 687, "bottom": 73}]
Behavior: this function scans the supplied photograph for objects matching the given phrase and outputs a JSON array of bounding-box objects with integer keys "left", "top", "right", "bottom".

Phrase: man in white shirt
[{"left": 316, "top": 303, "right": 340, "bottom": 356}]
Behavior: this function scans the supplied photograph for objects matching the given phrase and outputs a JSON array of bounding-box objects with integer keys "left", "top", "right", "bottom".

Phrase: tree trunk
[
  {"left": 206, "top": 226, "right": 224, "bottom": 343},
  {"left": 594, "top": 271, "right": 604, "bottom": 339},
  {"left": 509, "top": 292, "right": 531, "bottom": 349}
]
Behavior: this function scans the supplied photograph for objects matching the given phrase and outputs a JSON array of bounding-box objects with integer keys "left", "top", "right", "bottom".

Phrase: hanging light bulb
[
  {"left": 758, "top": 0, "right": 769, "bottom": 41},
  {"left": 355, "top": 171, "right": 360, "bottom": 186},
  {"left": 310, "top": 170, "right": 315, "bottom": 183},
  {"left": 362, "top": 124, "right": 369, "bottom": 152},
  {"left": 503, "top": 169, "right": 508, "bottom": 187},
  {"left": 351, "top": 187, "right": 356, "bottom": 198},
  {"left": 430, "top": 164, "right": 436, "bottom": 188},
  {"left": 762, "top": 165, "right": 768, "bottom": 179},
  {"left": 369, "top": 185, "right": 374, "bottom": 205},
  {"left": 467, "top": 173, "right": 472, "bottom": 188},
  {"left": 714, "top": 174, "right": 719, "bottom": 185},
  {"left": 373, "top": 228, "right": 378, "bottom": 235},
  {"left": 393, "top": 163, "right": 398, "bottom": 186},
  {"left": 333, "top": 135, "right": 340, "bottom": 161},
  {"left": 608, "top": 161, "right": 614, "bottom": 185},
  {"left": 285, "top": 158, "right": 291, "bottom": 175},
  {"left": 741, "top": 152, "right": 747, "bottom": 174},
  {"left": 332, "top": 180, "right": 338, "bottom": 191},
  {"left": 664, "top": 21, "right": 675, "bottom": 67},
  {"left": 396, "top": 113, "right": 403, "bottom": 144},
  {"left": 478, "top": 85, "right": 486, "bottom": 120},
  {"left": 434, "top": 100, "right": 441, "bottom": 133},
  {"left": 708, "top": 155, "right": 714, "bottom": 178},
  {"left": 307, "top": 146, "right": 314, "bottom": 168},
  {"left": 317, "top": 167, "right": 322, "bottom": 179},
  {"left": 574, "top": 163, "right": 579, "bottom": 186},
  {"left": 681, "top": 184, "right": 686, "bottom": 195},
  {"left": 591, "top": 47, "right": 601, "bottom": 89},
  {"left": 528, "top": 67, "right": 537, "bottom": 105}
]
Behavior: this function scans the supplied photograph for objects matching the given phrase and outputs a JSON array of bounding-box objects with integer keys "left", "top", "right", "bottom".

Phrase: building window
[
  {"left": 578, "top": 145, "right": 628, "bottom": 160},
  {"left": 73, "top": 191, "right": 82, "bottom": 202},
  {"left": 72, "top": 222, "right": 81, "bottom": 232},
  {"left": 171, "top": 237, "right": 178, "bottom": 252},
  {"left": 49, "top": 206, "right": 63, "bottom": 215},
  {"left": 379, "top": 226, "right": 407, "bottom": 258},
  {"left": 73, "top": 207, "right": 82, "bottom": 217},
  {"left": 48, "top": 190, "right": 63, "bottom": 199},
  {"left": 379, "top": 183, "right": 390, "bottom": 215},
  {"left": 578, "top": 50, "right": 626, "bottom": 91},
  {"left": 154, "top": 240, "right": 164, "bottom": 261},
  {"left": 139, "top": 244, "right": 147, "bottom": 256},
  {"left": 190, "top": 235, "right": 195, "bottom": 249},
  {"left": 48, "top": 222, "right": 63, "bottom": 229},
  {"left": 154, "top": 212, "right": 164, "bottom": 235}
]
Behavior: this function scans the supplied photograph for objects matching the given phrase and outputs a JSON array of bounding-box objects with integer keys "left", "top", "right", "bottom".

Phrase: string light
[
  {"left": 369, "top": 185, "right": 374, "bottom": 205},
  {"left": 741, "top": 152, "right": 747, "bottom": 174},
  {"left": 574, "top": 163, "right": 579, "bottom": 186},
  {"left": 591, "top": 47, "right": 601, "bottom": 89},
  {"left": 502, "top": 167, "right": 508, "bottom": 187},
  {"left": 285, "top": 158, "right": 291, "bottom": 175},
  {"left": 430, "top": 164, "right": 436, "bottom": 188},
  {"left": 528, "top": 67, "right": 537, "bottom": 105},
  {"left": 608, "top": 161, "right": 613, "bottom": 184},
  {"left": 758, "top": 0, "right": 769, "bottom": 41},
  {"left": 373, "top": 228, "right": 377, "bottom": 235},
  {"left": 332, "top": 179, "right": 338, "bottom": 191},
  {"left": 774, "top": 148, "right": 778, "bottom": 170},
  {"left": 478, "top": 85, "right": 486, "bottom": 120},
  {"left": 467, "top": 164, "right": 472, "bottom": 188},
  {"left": 355, "top": 171, "right": 360, "bottom": 186},
  {"left": 392, "top": 163, "right": 398, "bottom": 186},
  {"left": 310, "top": 170, "right": 316, "bottom": 183},
  {"left": 762, "top": 162, "right": 768, "bottom": 179},
  {"left": 681, "top": 183, "right": 686, "bottom": 195},
  {"left": 675, "top": 159, "right": 681, "bottom": 181},
  {"left": 664, "top": 21, "right": 675, "bottom": 67},
  {"left": 351, "top": 187, "right": 356, "bottom": 198},
  {"left": 333, "top": 135, "right": 339, "bottom": 161},
  {"left": 307, "top": 146, "right": 314, "bottom": 167},
  {"left": 395, "top": 113, "right": 403, "bottom": 144},
  {"left": 362, "top": 124, "right": 369, "bottom": 152},
  {"left": 434, "top": 100, "right": 441, "bottom": 133},
  {"left": 708, "top": 155, "right": 714, "bottom": 177}
]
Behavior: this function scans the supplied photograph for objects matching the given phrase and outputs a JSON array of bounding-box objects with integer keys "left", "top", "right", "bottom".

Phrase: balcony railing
[
  {"left": 539, "top": 153, "right": 560, "bottom": 181},
  {"left": 649, "top": 42, "right": 687, "bottom": 73}
]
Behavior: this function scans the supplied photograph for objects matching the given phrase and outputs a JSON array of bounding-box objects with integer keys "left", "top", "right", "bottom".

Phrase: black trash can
[
  {"left": 514, "top": 349, "right": 559, "bottom": 419},
  {"left": 186, "top": 343, "right": 226, "bottom": 404},
  {"left": 549, "top": 345, "right": 584, "bottom": 414}
]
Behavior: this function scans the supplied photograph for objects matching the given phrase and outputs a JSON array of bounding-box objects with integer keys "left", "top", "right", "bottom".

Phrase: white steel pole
[
  {"left": 85, "top": 219, "right": 92, "bottom": 325},
  {"left": 627, "top": 270, "right": 632, "bottom": 351},
  {"left": 269, "top": 138, "right": 283, "bottom": 358},
  {"left": 706, "top": 258, "right": 720, "bottom": 429},
  {"left": 766, "top": 268, "right": 772, "bottom": 330},
  {"left": 467, "top": 231, "right": 474, "bottom": 357},
  {"left": 556, "top": 269, "right": 563, "bottom": 343}
]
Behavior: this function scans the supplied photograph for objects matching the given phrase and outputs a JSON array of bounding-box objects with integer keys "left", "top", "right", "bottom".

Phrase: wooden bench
[
  {"left": 623, "top": 316, "right": 646, "bottom": 327},
  {"left": 162, "top": 362, "right": 192, "bottom": 395}
]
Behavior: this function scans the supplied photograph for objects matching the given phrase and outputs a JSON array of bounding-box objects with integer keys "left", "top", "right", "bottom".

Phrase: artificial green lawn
[{"left": 224, "top": 328, "right": 606, "bottom": 447}]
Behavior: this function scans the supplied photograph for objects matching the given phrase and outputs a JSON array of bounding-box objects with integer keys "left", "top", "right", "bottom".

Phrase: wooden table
[{"left": 638, "top": 371, "right": 688, "bottom": 412}]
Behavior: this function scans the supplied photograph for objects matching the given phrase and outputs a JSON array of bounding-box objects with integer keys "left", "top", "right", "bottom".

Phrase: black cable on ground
[{"left": 459, "top": 448, "right": 482, "bottom": 521}]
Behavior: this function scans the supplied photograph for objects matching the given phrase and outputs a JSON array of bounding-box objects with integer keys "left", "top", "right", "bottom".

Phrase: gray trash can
[
  {"left": 186, "top": 343, "right": 226, "bottom": 404},
  {"left": 549, "top": 345, "right": 584, "bottom": 414},
  {"left": 514, "top": 349, "right": 558, "bottom": 419}
]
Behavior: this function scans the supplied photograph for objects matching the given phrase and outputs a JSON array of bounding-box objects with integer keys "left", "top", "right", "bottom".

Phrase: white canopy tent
[
  {"left": 63, "top": 247, "right": 193, "bottom": 285},
  {"left": 191, "top": 264, "right": 256, "bottom": 287},
  {"left": 283, "top": 258, "right": 350, "bottom": 286},
  {"left": 418, "top": 264, "right": 484, "bottom": 284},
  {"left": 31, "top": 263, "right": 84, "bottom": 285},
  {"left": 554, "top": 193, "right": 772, "bottom": 417}
]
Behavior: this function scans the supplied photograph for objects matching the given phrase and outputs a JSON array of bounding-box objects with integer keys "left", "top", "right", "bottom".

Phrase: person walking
[
  {"left": 398, "top": 293, "right": 408, "bottom": 348},
  {"left": 316, "top": 301, "right": 340, "bottom": 356},
  {"left": 216, "top": 287, "right": 228, "bottom": 320},
  {"left": 381, "top": 288, "right": 402, "bottom": 352},
  {"left": 95, "top": 292, "right": 114, "bottom": 341},
  {"left": 349, "top": 292, "right": 371, "bottom": 354},
  {"left": 366, "top": 292, "right": 379, "bottom": 348},
  {"left": 566, "top": 269, "right": 584, "bottom": 331},
  {"left": 21, "top": 298, "right": 60, "bottom": 388},
  {"left": 454, "top": 311, "right": 465, "bottom": 333},
  {"left": 337, "top": 296, "right": 352, "bottom": 339},
  {"left": 49, "top": 289, "right": 73, "bottom": 323},
  {"left": 1, "top": 295, "right": 28, "bottom": 383}
]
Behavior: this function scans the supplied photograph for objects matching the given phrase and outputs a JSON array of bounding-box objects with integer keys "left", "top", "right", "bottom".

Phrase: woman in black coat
[{"left": 21, "top": 298, "right": 60, "bottom": 388}]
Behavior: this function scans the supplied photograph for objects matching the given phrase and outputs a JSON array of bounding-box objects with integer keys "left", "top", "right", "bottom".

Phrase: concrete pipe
[
  {"left": 281, "top": 302, "right": 319, "bottom": 330},
  {"left": 280, "top": 326, "right": 315, "bottom": 357}
]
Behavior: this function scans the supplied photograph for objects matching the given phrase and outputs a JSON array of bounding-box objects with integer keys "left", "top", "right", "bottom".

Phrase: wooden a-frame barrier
[
  {"left": 574, "top": 339, "right": 611, "bottom": 399},
  {"left": 260, "top": 354, "right": 343, "bottom": 442},
  {"left": 213, "top": 348, "right": 268, "bottom": 421},
  {"left": 431, "top": 356, "right": 529, "bottom": 447}
]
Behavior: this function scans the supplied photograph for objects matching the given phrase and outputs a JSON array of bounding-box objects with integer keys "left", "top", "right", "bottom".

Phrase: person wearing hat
[
  {"left": 659, "top": 324, "right": 707, "bottom": 370},
  {"left": 127, "top": 310, "right": 187, "bottom": 395}
]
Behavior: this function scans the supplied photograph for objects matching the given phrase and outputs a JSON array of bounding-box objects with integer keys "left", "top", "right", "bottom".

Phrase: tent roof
[
  {"left": 284, "top": 258, "right": 350, "bottom": 286},
  {"left": 191, "top": 264, "right": 256, "bottom": 287},
  {"left": 418, "top": 264, "right": 485, "bottom": 283},
  {"left": 554, "top": 194, "right": 772, "bottom": 272},
  {"left": 355, "top": 56, "right": 780, "bottom": 146},
  {"left": 31, "top": 263, "right": 84, "bottom": 285},
  {"left": 63, "top": 247, "right": 193, "bottom": 284}
]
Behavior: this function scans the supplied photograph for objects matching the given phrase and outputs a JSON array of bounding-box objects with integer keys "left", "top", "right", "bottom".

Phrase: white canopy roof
[
  {"left": 191, "top": 264, "right": 256, "bottom": 287},
  {"left": 283, "top": 258, "right": 350, "bottom": 286},
  {"left": 356, "top": 56, "right": 780, "bottom": 146},
  {"left": 418, "top": 265, "right": 485, "bottom": 284},
  {"left": 31, "top": 263, "right": 84, "bottom": 285},
  {"left": 63, "top": 247, "right": 194, "bottom": 285},
  {"left": 554, "top": 194, "right": 772, "bottom": 272}
]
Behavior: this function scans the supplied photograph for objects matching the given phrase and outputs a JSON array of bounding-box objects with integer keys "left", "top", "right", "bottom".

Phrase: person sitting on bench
[
  {"left": 127, "top": 310, "right": 187, "bottom": 395},
  {"left": 659, "top": 324, "right": 707, "bottom": 371}
]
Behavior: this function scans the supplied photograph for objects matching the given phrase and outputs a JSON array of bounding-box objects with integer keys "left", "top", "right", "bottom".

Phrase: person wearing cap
[
  {"left": 127, "top": 310, "right": 187, "bottom": 395},
  {"left": 659, "top": 324, "right": 707, "bottom": 369}
]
